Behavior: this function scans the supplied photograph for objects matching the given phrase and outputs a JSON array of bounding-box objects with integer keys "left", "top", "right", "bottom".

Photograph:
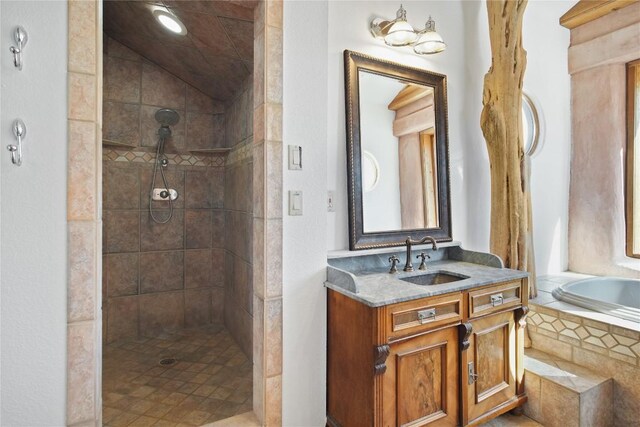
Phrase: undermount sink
[{"left": 401, "top": 272, "right": 469, "bottom": 286}]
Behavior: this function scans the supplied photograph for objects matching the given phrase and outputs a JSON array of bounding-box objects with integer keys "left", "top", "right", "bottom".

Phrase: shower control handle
[{"left": 152, "top": 188, "right": 178, "bottom": 201}]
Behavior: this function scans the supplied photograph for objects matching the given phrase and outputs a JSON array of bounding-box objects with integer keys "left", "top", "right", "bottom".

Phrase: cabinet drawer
[
  {"left": 387, "top": 293, "right": 462, "bottom": 340},
  {"left": 468, "top": 281, "right": 522, "bottom": 318}
]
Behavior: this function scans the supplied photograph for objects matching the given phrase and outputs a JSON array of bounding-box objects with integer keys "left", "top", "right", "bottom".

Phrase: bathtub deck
[{"left": 532, "top": 273, "right": 640, "bottom": 333}]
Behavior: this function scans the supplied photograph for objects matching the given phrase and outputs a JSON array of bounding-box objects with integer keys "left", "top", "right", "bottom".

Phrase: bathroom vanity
[
  {"left": 326, "top": 244, "right": 529, "bottom": 427},
  {"left": 335, "top": 51, "right": 529, "bottom": 426}
]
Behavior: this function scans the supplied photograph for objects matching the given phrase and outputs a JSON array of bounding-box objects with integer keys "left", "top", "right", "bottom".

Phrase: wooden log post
[{"left": 480, "top": 0, "right": 537, "bottom": 297}]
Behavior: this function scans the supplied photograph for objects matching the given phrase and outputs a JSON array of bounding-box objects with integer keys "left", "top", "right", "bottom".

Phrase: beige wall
[
  {"left": 568, "top": 2, "right": 640, "bottom": 277},
  {"left": 252, "top": 1, "right": 284, "bottom": 423},
  {"left": 67, "top": 1, "right": 103, "bottom": 424}
]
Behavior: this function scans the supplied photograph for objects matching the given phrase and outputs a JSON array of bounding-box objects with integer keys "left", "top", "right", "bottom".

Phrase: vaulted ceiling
[{"left": 104, "top": 0, "right": 256, "bottom": 102}]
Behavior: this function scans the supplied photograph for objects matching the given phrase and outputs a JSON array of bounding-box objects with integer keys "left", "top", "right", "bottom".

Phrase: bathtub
[{"left": 552, "top": 277, "right": 640, "bottom": 323}]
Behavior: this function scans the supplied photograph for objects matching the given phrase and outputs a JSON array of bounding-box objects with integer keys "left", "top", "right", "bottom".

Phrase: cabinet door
[
  {"left": 463, "top": 310, "right": 516, "bottom": 423},
  {"left": 384, "top": 327, "right": 459, "bottom": 427}
]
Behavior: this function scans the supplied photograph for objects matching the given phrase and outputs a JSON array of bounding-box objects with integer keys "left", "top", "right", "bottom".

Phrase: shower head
[{"left": 155, "top": 108, "right": 180, "bottom": 127}]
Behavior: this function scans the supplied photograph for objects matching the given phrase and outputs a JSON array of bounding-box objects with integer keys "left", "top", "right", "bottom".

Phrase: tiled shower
[{"left": 101, "top": 34, "right": 254, "bottom": 424}]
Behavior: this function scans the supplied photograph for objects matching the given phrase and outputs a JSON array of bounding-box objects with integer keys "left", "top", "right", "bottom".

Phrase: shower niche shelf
[
  {"left": 102, "top": 139, "right": 136, "bottom": 148},
  {"left": 188, "top": 148, "right": 232, "bottom": 155}
]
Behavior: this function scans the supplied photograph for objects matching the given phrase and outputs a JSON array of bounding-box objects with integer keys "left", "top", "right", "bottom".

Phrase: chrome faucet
[{"left": 404, "top": 236, "right": 438, "bottom": 272}]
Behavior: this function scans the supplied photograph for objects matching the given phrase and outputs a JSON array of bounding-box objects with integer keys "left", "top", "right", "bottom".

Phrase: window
[{"left": 522, "top": 92, "right": 541, "bottom": 156}]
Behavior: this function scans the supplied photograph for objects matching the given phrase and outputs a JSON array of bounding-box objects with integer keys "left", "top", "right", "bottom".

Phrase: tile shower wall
[
  {"left": 103, "top": 36, "right": 226, "bottom": 151},
  {"left": 224, "top": 76, "right": 254, "bottom": 358},
  {"left": 102, "top": 36, "right": 227, "bottom": 343}
]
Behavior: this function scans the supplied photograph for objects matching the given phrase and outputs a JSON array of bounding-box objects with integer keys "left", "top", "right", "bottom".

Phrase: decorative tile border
[
  {"left": 527, "top": 304, "right": 640, "bottom": 366},
  {"left": 103, "top": 148, "right": 225, "bottom": 168},
  {"left": 226, "top": 137, "right": 253, "bottom": 166}
]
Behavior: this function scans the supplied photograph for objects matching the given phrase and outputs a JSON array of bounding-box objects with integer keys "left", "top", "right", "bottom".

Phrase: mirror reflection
[
  {"left": 344, "top": 50, "right": 451, "bottom": 250},
  {"left": 359, "top": 71, "right": 439, "bottom": 232}
]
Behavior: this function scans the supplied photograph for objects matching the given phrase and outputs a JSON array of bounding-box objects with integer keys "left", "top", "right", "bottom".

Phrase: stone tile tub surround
[
  {"left": 527, "top": 273, "right": 640, "bottom": 426},
  {"left": 327, "top": 242, "right": 527, "bottom": 307},
  {"left": 523, "top": 348, "right": 613, "bottom": 427}
]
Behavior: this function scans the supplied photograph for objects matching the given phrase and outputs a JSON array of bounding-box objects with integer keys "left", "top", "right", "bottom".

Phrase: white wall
[
  {"left": 457, "top": 0, "right": 573, "bottom": 273},
  {"left": 520, "top": 0, "right": 573, "bottom": 274},
  {"left": 0, "top": 1, "right": 68, "bottom": 425},
  {"left": 327, "top": 0, "right": 572, "bottom": 276},
  {"left": 0, "top": 0, "right": 572, "bottom": 426},
  {"left": 282, "top": 1, "right": 329, "bottom": 426},
  {"left": 327, "top": 1, "right": 471, "bottom": 253},
  {"left": 283, "top": 1, "right": 572, "bottom": 425}
]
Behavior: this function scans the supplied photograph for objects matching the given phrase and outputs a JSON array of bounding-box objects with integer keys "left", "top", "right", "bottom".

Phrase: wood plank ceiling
[{"left": 104, "top": 0, "right": 256, "bottom": 102}]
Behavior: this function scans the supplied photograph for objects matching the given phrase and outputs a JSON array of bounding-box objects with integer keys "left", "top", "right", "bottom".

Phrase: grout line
[
  {"left": 69, "top": 69, "right": 97, "bottom": 78},
  {"left": 68, "top": 319, "right": 98, "bottom": 327},
  {"left": 68, "top": 117, "right": 97, "bottom": 125}
]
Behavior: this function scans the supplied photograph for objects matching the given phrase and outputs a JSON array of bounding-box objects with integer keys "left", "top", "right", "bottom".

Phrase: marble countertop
[{"left": 326, "top": 257, "right": 528, "bottom": 308}]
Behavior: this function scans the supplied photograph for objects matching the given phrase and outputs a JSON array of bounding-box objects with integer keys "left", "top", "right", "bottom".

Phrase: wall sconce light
[{"left": 370, "top": 5, "right": 446, "bottom": 55}]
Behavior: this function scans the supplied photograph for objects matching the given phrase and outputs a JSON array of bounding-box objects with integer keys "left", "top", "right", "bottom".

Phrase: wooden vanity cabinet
[
  {"left": 327, "top": 279, "right": 528, "bottom": 427},
  {"left": 383, "top": 325, "right": 460, "bottom": 426},
  {"left": 460, "top": 311, "right": 517, "bottom": 425}
]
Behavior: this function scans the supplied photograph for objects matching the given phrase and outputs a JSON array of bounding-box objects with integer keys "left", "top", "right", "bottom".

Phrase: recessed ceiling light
[{"left": 153, "top": 9, "right": 187, "bottom": 36}]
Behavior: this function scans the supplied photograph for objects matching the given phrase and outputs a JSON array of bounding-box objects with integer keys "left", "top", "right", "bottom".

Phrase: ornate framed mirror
[{"left": 344, "top": 50, "right": 452, "bottom": 250}]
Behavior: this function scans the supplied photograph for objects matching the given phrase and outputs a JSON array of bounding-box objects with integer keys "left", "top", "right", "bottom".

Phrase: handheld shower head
[
  {"left": 155, "top": 108, "right": 179, "bottom": 143},
  {"left": 158, "top": 126, "right": 172, "bottom": 140}
]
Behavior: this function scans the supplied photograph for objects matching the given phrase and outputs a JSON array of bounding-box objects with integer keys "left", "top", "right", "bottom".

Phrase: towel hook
[
  {"left": 7, "top": 119, "right": 26, "bottom": 166},
  {"left": 9, "top": 26, "right": 28, "bottom": 70}
]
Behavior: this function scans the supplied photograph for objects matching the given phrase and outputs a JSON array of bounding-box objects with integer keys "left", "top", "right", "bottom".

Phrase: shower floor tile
[{"left": 103, "top": 324, "right": 252, "bottom": 427}]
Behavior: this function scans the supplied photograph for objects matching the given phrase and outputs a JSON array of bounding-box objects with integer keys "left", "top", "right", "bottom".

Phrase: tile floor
[
  {"left": 481, "top": 414, "right": 542, "bottom": 426},
  {"left": 103, "top": 324, "right": 252, "bottom": 427},
  {"left": 101, "top": 324, "right": 539, "bottom": 427}
]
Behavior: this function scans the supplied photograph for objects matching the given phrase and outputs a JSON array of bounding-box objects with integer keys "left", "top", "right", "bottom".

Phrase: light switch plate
[
  {"left": 289, "top": 190, "right": 303, "bottom": 216},
  {"left": 288, "top": 145, "right": 302, "bottom": 170}
]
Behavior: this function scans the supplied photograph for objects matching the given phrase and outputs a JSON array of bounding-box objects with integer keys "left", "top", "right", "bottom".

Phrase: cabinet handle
[
  {"left": 468, "top": 362, "right": 479, "bottom": 385},
  {"left": 490, "top": 293, "right": 504, "bottom": 307},
  {"left": 417, "top": 308, "right": 436, "bottom": 324}
]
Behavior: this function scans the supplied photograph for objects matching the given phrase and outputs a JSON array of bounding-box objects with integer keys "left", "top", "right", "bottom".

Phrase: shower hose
[{"left": 149, "top": 136, "right": 173, "bottom": 224}]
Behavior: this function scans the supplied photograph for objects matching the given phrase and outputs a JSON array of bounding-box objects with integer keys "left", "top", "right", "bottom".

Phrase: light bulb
[
  {"left": 383, "top": 5, "right": 417, "bottom": 47},
  {"left": 413, "top": 17, "right": 446, "bottom": 55},
  {"left": 153, "top": 10, "right": 187, "bottom": 36}
]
